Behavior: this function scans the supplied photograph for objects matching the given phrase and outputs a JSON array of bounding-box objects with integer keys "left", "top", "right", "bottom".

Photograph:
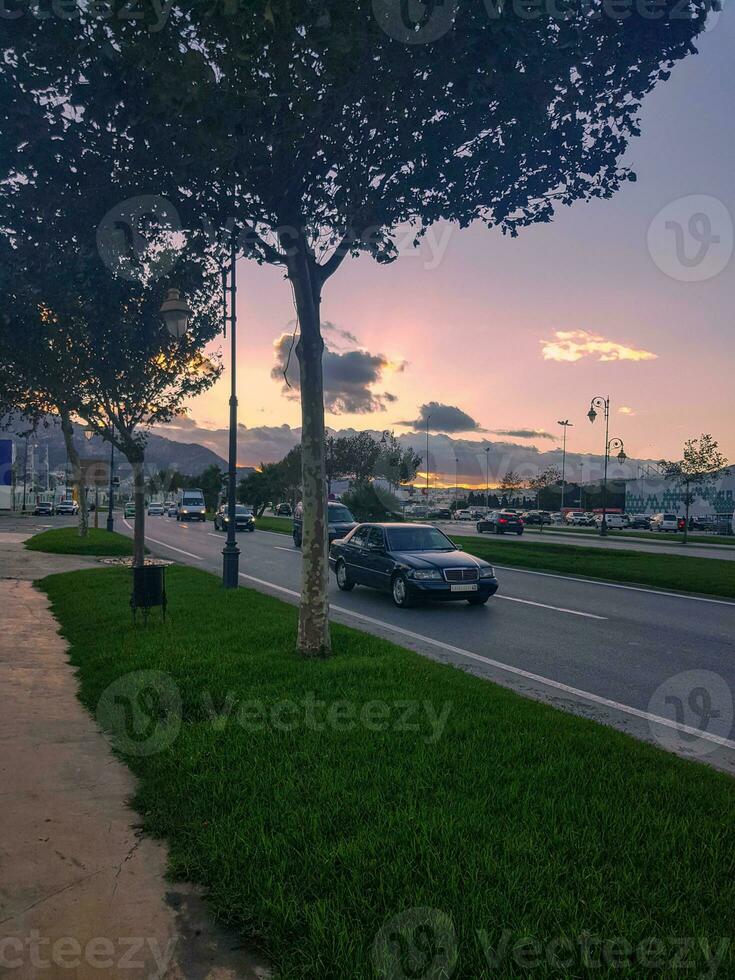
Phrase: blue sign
[{"left": 0, "top": 439, "right": 12, "bottom": 487}]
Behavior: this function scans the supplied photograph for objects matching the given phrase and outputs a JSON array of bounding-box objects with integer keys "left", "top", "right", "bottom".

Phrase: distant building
[{"left": 625, "top": 470, "right": 734, "bottom": 520}]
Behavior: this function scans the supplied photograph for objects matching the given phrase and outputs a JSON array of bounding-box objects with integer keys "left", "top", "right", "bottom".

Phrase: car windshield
[
  {"left": 183, "top": 494, "right": 203, "bottom": 505},
  {"left": 386, "top": 526, "right": 455, "bottom": 552},
  {"left": 329, "top": 505, "right": 354, "bottom": 523},
  {"left": 235, "top": 506, "right": 251, "bottom": 515}
]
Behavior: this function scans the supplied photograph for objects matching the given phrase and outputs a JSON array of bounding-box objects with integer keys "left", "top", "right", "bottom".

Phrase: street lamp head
[
  {"left": 617, "top": 448, "right": 627, "bottom": 463},
  {"left": 84, "top": 426, "right": 94, "bottom": 442},
  {"left": 160, "top": 288, "right": 192, "bottom": 339},
  {"left": 587, "top": 407, "right": 597, "bottom": 424}
]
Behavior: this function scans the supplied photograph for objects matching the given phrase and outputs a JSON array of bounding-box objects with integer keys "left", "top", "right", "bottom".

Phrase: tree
[
  {"left": 499, "top": 470, "right": 523, "bottom": 506},
  {"left": 9, "top": 1, "right": 712, "bottom": 651},
  {"left": 238, "top": 464, "right": 288, "bottom": 517},
  {"left": 527, "top": 466, "right": 562, "bottom": 529},
  {"left": 661, "top": 435, "right": 728, "bottom": 542}
]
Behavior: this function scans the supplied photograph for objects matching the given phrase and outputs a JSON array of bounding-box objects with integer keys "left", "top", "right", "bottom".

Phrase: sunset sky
[{"left": 177, "top": 7, "right": 734, "bottom": 481}]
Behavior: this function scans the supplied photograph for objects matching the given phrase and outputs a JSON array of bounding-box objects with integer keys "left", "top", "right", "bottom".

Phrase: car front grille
[{"left": 443, "top": 567, "right": 479, "bottom": 583}]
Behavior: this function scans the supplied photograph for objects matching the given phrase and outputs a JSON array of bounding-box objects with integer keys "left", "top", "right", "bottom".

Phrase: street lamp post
[
  {"left": 425, "top": 414, "right": 431, "bottom": 515},
  {"left": 484, "top": 446, "right": 490, "bottom": 514},
  {"left": 454, "top": 456, "right": 459, "bottom": 511},
  {"left": 557, "top": 419, "right": 573, "bottom": 513},
  {"left": 106, "top": 427, "right": 115, "bottom": 532},
  {"left": 587, "top": 396, "right": 626, "bottom": 536},
  {"left": 83, "top": 426, "right": 99, "bottom": 528},
  {"left": 221, "top": 237, "right": 240, "bottom": 588}
]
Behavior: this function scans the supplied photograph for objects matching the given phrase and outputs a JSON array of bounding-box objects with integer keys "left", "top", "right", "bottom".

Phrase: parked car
[
  {"left": 293, "top": 500, "right": 357, "bottom": 548},
  {"left": 565, "top": 511, "right": 588, "bottom": 526},
  {"left": 650, "top": 512, "right": 680, "bottom": 532},
  {"left": 628, "top": 513, "right": 650, "bottom": 529},
  {"left": 214, "top": 504, "right": 255, "bottom": 532},
  {"left": 428, "top": 508, "right": 453, "bottom": 520},
  {"left": 454, "top": 509, "right": 473, "bottom": 521},
  {"left": 56, "top": 499, "right": 79, "bottom": 516},
  {"left": 147, "top": 502, "right": 165, "bottom": 516},
  {"left": 549, "top": 512, "right": 564, "bottom": 525},
  {"left": 124, "top": 502, "right": 136, "bottom": 518},
  {"left": 33, "top": 501, "right": 55, "bottom": 516},
  {"left": 521, "top": 510, "right": 551, "bottom": 526},
  {"left": 329, "top": 522, "right": 499, "bottom": 608},
  {"left": 477, "top": 510, "right": 524, "bottom": 535},
  {"left": 274, "top": 502, "right": 292, "bottom": 516},
  {"left": 594, "top": 513, "right": 626, "bottom": 530},
  {"left": 176, "top": 488, "right": 207, "bottom": 522},
  {"left": 691, "top": 515, "right": 716, "bottom": 531}
]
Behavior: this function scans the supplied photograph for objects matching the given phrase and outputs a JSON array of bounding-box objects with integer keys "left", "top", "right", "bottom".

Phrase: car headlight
[
  {"left": 409, "top": 568, "right": 443, "bottom": 581},
  {"left": 181, "top": 508, "right": 189, "bottom": 513},
  {"left": 479, "top": 566, "right": 495, "bottom": 579}
]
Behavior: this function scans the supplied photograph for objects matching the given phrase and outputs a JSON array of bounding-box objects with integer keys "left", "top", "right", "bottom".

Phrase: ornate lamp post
[
  {"left": 83, "top": 426, "right": 99, "bottom": 528},
  {"left": 484, "top": 446, "right": 490, "bottom": 514},
  {"left": 587, "top": 396, "right": 626, "bottom": 536},
  {"left": 425, "top": 414, "right": 431, "bottom": 515},
  {"left": 106, "top": 425, "right": 115, "bottom": 533}
]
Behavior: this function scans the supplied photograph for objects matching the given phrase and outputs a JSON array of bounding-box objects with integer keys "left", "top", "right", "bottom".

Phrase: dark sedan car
[
  {"left": 293, "top": 500, "right": 357, "bottom": 548},
  {"left": 476, "top": 510, "right": 524, "bottom": 535},
  {"left": 214, "top": 504, "right": 255, "bottom": 532},
  {"left": 329, "top": 523, "right": 499, "bottom": 608}
]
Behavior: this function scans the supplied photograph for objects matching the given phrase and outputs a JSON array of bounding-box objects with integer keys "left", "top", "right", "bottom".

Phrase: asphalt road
[
  {"left": 435, "top": 521, "right": 735, "bottom": 561},
  {"left": 120, "top": 514, "right": 735, "bottom": 772}
]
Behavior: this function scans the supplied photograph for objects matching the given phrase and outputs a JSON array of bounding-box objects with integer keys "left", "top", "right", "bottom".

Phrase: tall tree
[
  {"left": 661, "top": 435, "right": 728, "bottom": 542},
  {"left": 7, "top": 0, "right": 713, "bottom": 651}
]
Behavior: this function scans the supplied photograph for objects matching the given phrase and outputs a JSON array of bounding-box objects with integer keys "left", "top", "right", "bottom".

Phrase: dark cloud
[
  {"left": 397, "top": 402, "right": 485, "bottom": 433},
  {"left": 271, "top": 323, "right": 403, "bottom": 414},
  {"left": 491, "top": 428, "right": 558, "bottom": 441}
]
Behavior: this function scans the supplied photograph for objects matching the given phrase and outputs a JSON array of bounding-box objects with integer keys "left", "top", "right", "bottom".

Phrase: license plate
[{"left": 450, "top": 583, "right": 478, "bottom": 592}]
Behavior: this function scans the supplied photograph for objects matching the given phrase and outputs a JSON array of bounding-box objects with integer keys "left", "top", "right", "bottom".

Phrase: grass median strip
[
  {"left": 25, "top": 527, "right": 134, "bottom": 556},
  {"left": 456, "top": 535, "right": 735, "bottom": 599},
  {"left": 40, "top": 564, "right": 735, "bottom": 979}
]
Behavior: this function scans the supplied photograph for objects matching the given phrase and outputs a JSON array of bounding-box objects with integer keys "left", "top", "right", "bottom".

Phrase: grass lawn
[
  {"left": 256, "top": 514, "right": 293, "bottom": 534},
  {"left": 455, "top": 534, "right": 735, "bottom": 599},
  {"left": 41, "top": 564, "right": 735, "bottom": 979},
  {"left": 525, "top": 526, "right": 735, "bottom": 547},
  {"left": 25, "top": 527, "right": 134, "bottom": 556}
]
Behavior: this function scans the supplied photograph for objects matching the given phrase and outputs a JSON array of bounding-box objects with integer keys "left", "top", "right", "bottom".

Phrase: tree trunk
[
  {"left": 60, "top": 410, "right": 88, "bottom": 538},
  {"left": 286, "top": 235, "right": 331, "bottom": 657},
  {"left": 131, "top": 456, "right": 146, "bottom": 567}
]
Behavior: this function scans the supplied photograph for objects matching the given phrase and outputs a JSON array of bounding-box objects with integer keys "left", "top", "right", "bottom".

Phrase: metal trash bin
[{"left": 131, "top": 564, "right": 167, "bottom": 624}]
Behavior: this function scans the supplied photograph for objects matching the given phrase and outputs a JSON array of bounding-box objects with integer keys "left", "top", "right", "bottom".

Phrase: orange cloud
[{"left": 541, "top": 331, "right": 657, "bottom": 363}]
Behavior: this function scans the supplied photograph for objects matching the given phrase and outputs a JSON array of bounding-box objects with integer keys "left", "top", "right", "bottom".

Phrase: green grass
[
  {"left": 525, "top": 526, "right": 735, "bottom": 547},
  {"left": 455, "top": 534, "right": 735, "bottom": 598},
  {"left": 25, "top": 527, "right": 134, "bottom": 556},
  {"left": 256, "top": 514, "right": 293, "bottom": 534},
  {"left": 41, "top": 564, "right": 735, "bottom": 979}
]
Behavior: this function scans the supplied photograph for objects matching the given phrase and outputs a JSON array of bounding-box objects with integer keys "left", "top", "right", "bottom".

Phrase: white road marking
[
  {"left": 122, "top": 520, "right": 203, "bottom": 561},
  {"left": 492, "top": 563, "right": 735, "bottom": 606},
  {"left": 237, "top": 571, "right": 735, "bottom": 751},
  {"left": 274, "top": 546, "right": 296, "bottom": 553},
  {"left": 495, "top": 595, "right": 606, "bottom": 620}
]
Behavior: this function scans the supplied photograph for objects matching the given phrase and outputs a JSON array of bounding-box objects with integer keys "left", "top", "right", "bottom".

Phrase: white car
[
  {"left": 147, "top": 503, "right": 165, "bottom": 516},
  {"left": 650, "top": 512, "right": 679, "bottom": 532},
  {"left": 594, "top": 513, "right": 626, "bottom": 529},
  {"left": 565, "top": 511, "right": 588, "bottom": 526},
  {"left": 454, "top": 510, "right": 473, "bottom": 521}
]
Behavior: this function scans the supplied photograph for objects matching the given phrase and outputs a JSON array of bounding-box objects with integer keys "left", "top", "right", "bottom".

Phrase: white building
[{"left": 625, "top": 470, "right": 734, "bottom": 521}]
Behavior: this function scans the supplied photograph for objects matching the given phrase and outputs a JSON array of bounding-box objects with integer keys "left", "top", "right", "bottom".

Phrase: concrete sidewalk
[{"left": 0, "top": 536, "right": 269, "bottom": 979}]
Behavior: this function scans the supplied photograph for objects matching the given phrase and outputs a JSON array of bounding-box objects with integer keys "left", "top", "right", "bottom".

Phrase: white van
[
  {"left": 176, "top": 488, "right": 206, "bottom": 522},
  {"left": 650, "top": 513, "right": 679, "bottom": 532},
  {"left": 595, "top": 513, "right": 626, "bottom": 529}
]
